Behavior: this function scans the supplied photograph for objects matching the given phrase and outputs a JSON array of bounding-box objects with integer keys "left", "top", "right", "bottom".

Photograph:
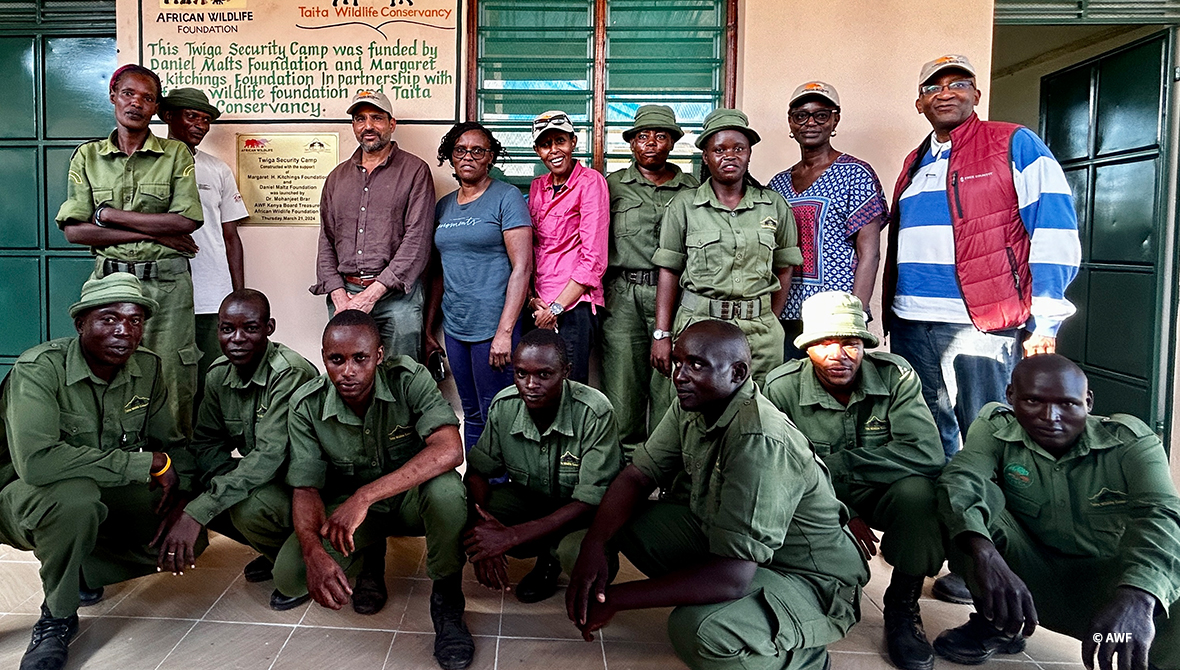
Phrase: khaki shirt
[
  {"left": 185, "top": 342, "right": 319, "bottom": 526},
  {"left": 286, "top": 356, "right": 460, "bottom": 511},
  {"left": 632, "top": 379, "right": 866, "bottom": 588},
  {"left": 652, "top": 180, "right": 803, "bottom": 300},
  {"left": 763, "top": 352, "right": 944, "bottom": 490},
  {"left": 468, "top": 380, "right": 622, "bottom": 505},
  {"left": 939, "top": 402, "right": 1180, "bottom": 610},
  {"left": 56, "top": 130, "right": 204, "bottom": 261},
  {"left": 606, "top": 163, "right": 698, "bottom": 271},
  {"left": 0, "top": 337, "right": 185, "bottom": 490}
]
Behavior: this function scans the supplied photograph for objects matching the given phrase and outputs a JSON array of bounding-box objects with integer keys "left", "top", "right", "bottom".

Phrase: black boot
[
  {"left": 352, "top": 543, "right": 389, "bottom": 615},
  {"left": 243, "top": 555, "right": 274, "bottom": 583},
  {"left": 430, "top": 575, "right": 474, "bottom": 670},
  {"left": 883, "top": 572, "right": 934, "bottom": 670},
  {"left": 78, "top": 586, "right": 104, "bottom": 607},
  {"left": 932, "top": 572, "right": 973, "bottom": 605},
  {"left": 515, "top": 554, "right": 562, "bottom": 603},
  {"left": 19, "top": 603, "right": 78, "bottom": 670},
  {"left": 934, "top": 612, "right": 1026, "bottom": 664}
]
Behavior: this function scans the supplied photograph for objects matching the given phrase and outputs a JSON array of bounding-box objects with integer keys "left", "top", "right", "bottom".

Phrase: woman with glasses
[
  {"left": 769, "top": 81, "right": 888, "bottom": 360},
  {"left": 425, "top": 122, "right": 533, "bottom": 451},
  {"left": 651, "top": 108, "right": 802, "bottom": 385}
]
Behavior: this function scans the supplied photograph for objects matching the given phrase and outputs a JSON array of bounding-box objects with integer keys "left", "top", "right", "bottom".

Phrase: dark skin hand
[
  {"left": 293, "top": 487, "right": 353, "bottom": 609},
  {"left": 1082, "top": 586, "right": 1158, "bottom": 670},
  {"left": 151, "top": 508, "right": 200, "bottom": 575},
  {"left": 846, "top": 517, "right": 878, "bottom": 559},
  {"left": 148, "top": 451, "right": 180, "bottom": 515},
  {"left": 961, "top": 533, "right": 1039, "bottom": 637},
  {"left": 650, "top": 268, "right": 680, "bottom": 377}
]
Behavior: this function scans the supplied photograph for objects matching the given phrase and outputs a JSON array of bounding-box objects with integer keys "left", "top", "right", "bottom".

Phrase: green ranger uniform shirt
[
  {"left": 0, "top": 337, "right": 188, "bottom": 489},
  {"left": 763, "top": 352, "right": 944, "bottom": 488},
  {"left": 55, "top": 130, "right": 204, "bottom": 261},
  {"left": 652, "top": 180, "right": 803, "bottom": 299},
  {"left": 632, "top": 378, "right": 867, "bottom": 588},
  {"left": 286, "top": 356, "right": 460, "bottom": 512},
  {"left": 606, "top": 163, "right": 698, "bottom": 271},
  {"left": 185, "top": 342, "right": 319, "bottom": 526},
  {"left": 468, "top": 380, "right": 622, "bottom": 505},
  {"left": 939, "top": 402, "right": 1180, "bottom": 612}
]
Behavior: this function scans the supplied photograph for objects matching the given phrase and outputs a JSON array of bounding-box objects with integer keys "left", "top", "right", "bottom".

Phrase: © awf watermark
[{"left": 1093, "top": 632, "right": 1133, "bottom": 643}]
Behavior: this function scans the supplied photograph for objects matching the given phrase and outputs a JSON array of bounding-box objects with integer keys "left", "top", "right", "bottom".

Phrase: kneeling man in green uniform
[
  {"left": 764, "top": 291, "right": 945, "bottom": 670},
  {"left": 465, "top": 329, "right": 622, "bottom": 603},
  {"left": 0, "top": 273, "right": 196, "bottom": 670},
  {"left": 154, "top": 289, "right": 318, "bottom": 582},
  {"left": 272, "top": 310, "right": 474, "bottom": 670},
  {"left": 936, "top": 355, "right": 1180, "bottom": 670},
  {"left": 568, "top": 320, "right": 868, "bottom": 670}
]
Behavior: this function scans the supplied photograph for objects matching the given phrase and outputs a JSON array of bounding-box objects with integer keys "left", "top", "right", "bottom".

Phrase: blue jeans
[
  {"left": 889, "top": 318, "right": 1020, "bottom": 460},
  {"left": 445, "top": 326, "right": 519, "bottom": 452}
]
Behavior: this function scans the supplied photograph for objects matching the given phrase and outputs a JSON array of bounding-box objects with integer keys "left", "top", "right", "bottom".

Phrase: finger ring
[{"left": 168, "top": 552, "right": 176, "bottom": 556}]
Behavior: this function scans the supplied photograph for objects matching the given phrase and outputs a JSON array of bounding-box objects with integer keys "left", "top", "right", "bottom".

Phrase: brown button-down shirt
[{"left": 311, "top": 143, "right": 435, "bottom": 295}]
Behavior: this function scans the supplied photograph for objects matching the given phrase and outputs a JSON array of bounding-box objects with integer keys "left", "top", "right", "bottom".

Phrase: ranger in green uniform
[
  {"left": 935, "top": 355, "right": 1180, "bottom": 670},
  {"left": 56, "top": 65, "right": 204, "bottom": 440},
  {"left": 272, "top": 310, "right": 474, "bottom": 670},
  {"left": 764, "top": 291, "right": 946, "bottom": 670},
  {"left": 465, "top": 329, "right": 622, "bottom": 603},
  {"left": 568, "top": 320, "right": 867, "bottom": 670},
  {"left": 0, "top": 273, "right": 197, "bottom": 670},
  {"left": 652, "top": 109, "right": 802, "bottom": 385},
  {"left": 603, "top": 105, "right": 698, "bottom": 456},
  {"left": 153, "top": 289, "right": 318, "bottom": 581}
]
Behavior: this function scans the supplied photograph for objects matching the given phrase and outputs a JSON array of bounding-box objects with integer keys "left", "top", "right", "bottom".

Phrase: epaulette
[
  {"left": 14, "top": 338, "right": 72, "bottom": 364},
  {"left": 1101, "top": 414, "right": 1155, "bottom": 440}
]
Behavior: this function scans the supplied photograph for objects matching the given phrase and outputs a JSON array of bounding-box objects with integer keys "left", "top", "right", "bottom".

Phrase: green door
[
  {"left": 1042, "top": 32, "right": 1172, "bottom": 432},
  {"left": 0, "top": 5, "right": 117, "bottom": 378}
]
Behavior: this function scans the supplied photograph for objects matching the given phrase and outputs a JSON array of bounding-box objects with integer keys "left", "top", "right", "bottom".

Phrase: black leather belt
[{"left": 620, "top": 269, "right": 659, "bottom": 286}]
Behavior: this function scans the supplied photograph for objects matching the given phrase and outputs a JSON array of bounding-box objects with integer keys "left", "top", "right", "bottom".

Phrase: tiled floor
[{"left": 0, "top": 535, "right": 1088, "bottom": 670}]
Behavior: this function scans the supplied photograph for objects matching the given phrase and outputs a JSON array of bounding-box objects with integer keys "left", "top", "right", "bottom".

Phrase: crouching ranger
[{"left": 0, "top": 273, "right": 199, "bottom": 670}]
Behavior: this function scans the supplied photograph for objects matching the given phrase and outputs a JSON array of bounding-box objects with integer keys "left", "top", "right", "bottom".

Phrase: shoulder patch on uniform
[
  {"left": 1103, "top": 414, "right": 1155, "bottom": 439},
  {"left": 182, "top": 164, "right": 196, "bottom": 177},
  {"left": 124, "top": 395, "right": 150, "bottom": 413},
  {"left": 1002, "top": 462, "right": 1033, "bottom": 489},
  {"left": 68, "top": 169, "right": 83, "bottom": 185}
]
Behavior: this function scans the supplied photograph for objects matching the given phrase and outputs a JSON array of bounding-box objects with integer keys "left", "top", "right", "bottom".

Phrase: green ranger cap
[
  {"left": 159, "top": 87, "right": 222, "bottom": 120},
  {"left": 622, "top": 104, "right": 684, "bottom": 142},
  {"left": 69, "top": 272, "right": 158, "bottom": 318},
  {"left": 695, "top": 108, "right": 761, "bottom": 149},
  {"left": 795, "top": 291, "right": 878, "bottom": 349}
]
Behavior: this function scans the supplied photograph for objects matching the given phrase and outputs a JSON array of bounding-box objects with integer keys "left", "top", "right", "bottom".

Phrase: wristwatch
[
  {"left": 548, "top": 301, "right": 565, "bottom": 317},
  {"left": 652, "top": 329, "right": 672, "bottom": 340}
]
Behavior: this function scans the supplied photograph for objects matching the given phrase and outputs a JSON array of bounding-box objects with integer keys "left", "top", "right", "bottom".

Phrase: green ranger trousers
[
  {"left": 193, "top": 313, "right": 220, "bottom": 415},
  {"left": 674, "top": 299, "right": 784, "bottom": 387},
  {"left": 0, "top": 477, "right": 208, "bottom": 619},
  {"left": 94, "top": 257, "right": 199, "bottom": 440},
  {"left": 479, "top": 483, "right": 601, "bottom": 576},
  {"left": 273, "top": 471, "right": 467, "bottom": 597},
  {"left": 946, "top": 484, "right": 1179, "bottom": 670},
  {"left": 615, "top": 502, "right": 856, "bottom": 670},
  {"left": 839, "top": 476, "right": 945, "bottom": 578},
  {"left": 602, "top": 277, "right": 674, "bottom": 460},
  {"left": 206, "top": 482, "right": 294, "bottom": 563}
]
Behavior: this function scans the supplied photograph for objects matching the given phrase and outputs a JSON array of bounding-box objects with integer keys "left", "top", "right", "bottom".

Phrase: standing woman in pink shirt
[{"left": 526, "top": 111, "right": 610, "bottom": 383}]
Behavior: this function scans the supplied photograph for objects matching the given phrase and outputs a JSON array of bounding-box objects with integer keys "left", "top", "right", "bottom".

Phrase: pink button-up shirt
[{"left": 528, "top": 161, "right": 610, "bottom": 308}]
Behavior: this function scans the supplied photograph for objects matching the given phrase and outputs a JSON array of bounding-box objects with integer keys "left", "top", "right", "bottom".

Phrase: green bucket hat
[
  {"left": 158, "top": 87, "right": 221, "bottom": 121},
  {"left": 622, "top": 104, "right": 684, "bottom": 142},
  {"left": 69, "top": 272, "right": 158, "bottom": 319},
  {"left": 695, "top": 108, "right": 761, "bottom": 149},
  {"left": 795, "top": 291, "right": 879, "bottom": 350}
]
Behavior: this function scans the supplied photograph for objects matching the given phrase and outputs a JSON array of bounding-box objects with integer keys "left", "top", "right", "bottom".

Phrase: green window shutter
[{"left": 995, "top": 0, "right": 1180, "bottom": 24}]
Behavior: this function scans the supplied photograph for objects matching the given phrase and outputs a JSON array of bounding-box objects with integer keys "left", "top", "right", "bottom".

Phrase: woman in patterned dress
[{"left": 770, "top": 81, "right": 888, "bottom": 359}]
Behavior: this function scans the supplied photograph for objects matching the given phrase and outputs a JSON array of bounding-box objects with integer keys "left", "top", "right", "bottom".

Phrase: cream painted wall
[{"left": 737, "top": 0, "right": 996, "bottom": 326}]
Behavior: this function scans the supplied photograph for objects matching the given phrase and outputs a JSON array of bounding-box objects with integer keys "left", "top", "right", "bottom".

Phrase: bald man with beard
[
  {"left": 567, "top": 320, "right": 868, "bottom": 670},
  {"left": 936, "top": 355, "right": 1180, "bottom": 670}
]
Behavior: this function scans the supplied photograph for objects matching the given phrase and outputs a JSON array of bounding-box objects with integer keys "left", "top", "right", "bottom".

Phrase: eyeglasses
[
  {"left": 451, "top": 146, "right": 490, "bottom": 160},
  {"left": 787, "top": 109, "right": 836, "bottom": 125},
  {"left": 919, "top": 80, "right": 974, "bottom": 96},
  {"left": 533, "top": 113, "right": 571, "bottom": 131}
]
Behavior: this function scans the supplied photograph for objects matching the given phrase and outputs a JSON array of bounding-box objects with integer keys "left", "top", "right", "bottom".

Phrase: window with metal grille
[
  {"left": 995, "top": 0, "right": 1180, "bottom": 24},
  {"left": 467, "top": 0, "right": 735, "bottom": 188}
]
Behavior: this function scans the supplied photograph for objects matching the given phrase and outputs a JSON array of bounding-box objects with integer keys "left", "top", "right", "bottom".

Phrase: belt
[
  {"left": 680, "top": 290, "right": 769, "bottom": 320},
  {"left": 99, "top": 257, "right": 190, "bottom": 281},
  {"left": 343, "top": 274, "right": 380, "bottom": 288},
  {"left": 619, "top": 269, "right": 659, "bottom": 286}
]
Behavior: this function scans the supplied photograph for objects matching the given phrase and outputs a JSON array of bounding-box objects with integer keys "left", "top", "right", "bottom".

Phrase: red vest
[{"left": 884, "top": 114, "right": 1033, "bottom": 333}]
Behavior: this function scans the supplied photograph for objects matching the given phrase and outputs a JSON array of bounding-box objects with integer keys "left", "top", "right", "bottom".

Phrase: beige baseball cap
[
  {"left": 789, "top": 81, "right": 840, "bottom": 108},
  {"left": 347, "top": 89, "right": 394, "bottom": 116},
  {"left": 918, "top": 54, "right": 977, "bottom": 86}
]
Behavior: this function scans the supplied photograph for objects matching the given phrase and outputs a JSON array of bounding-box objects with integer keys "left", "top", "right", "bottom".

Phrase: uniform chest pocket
[
  {"left": 610, "top": 197, "right": 645, "bottom": 238},
  {"left": 1003, "top": 488, "right": 1045, "bottom": 519},
  {"left": 60, "top": 411, "right": 98, "bottom": 446},
  {"left": 384, "top": 426, "right": 418, "bottom": 466},
  {"left": 857, "top": 427, "right": 890, "bottom": 449},
  {"left": 505, "top": 464, "right": 530, "bottom": 487},
  {"left": 134, "top": 183, "right": 171, "bottom": 214},
  {"left": 557, "top": 451, "right": 581, "bottom": 490},
  {"left": 223, "top": 418, "right": 250, "bottom": 456},
  {"left": 91, "top": 188, "right": 114, "bottom": 207},
  {"left": 754, "top": 228, "right": 777, "bottom": 276},
  {"left": 686, "top": 228, "right": 724, "bottom": 278},
  {"left": 810, "top": 440, "right": 833, "bottom": 458}
]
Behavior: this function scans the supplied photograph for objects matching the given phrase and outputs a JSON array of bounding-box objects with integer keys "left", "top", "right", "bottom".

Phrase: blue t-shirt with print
[{"left": 434, "top": 178, "right": 532, "bottom": 341}]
